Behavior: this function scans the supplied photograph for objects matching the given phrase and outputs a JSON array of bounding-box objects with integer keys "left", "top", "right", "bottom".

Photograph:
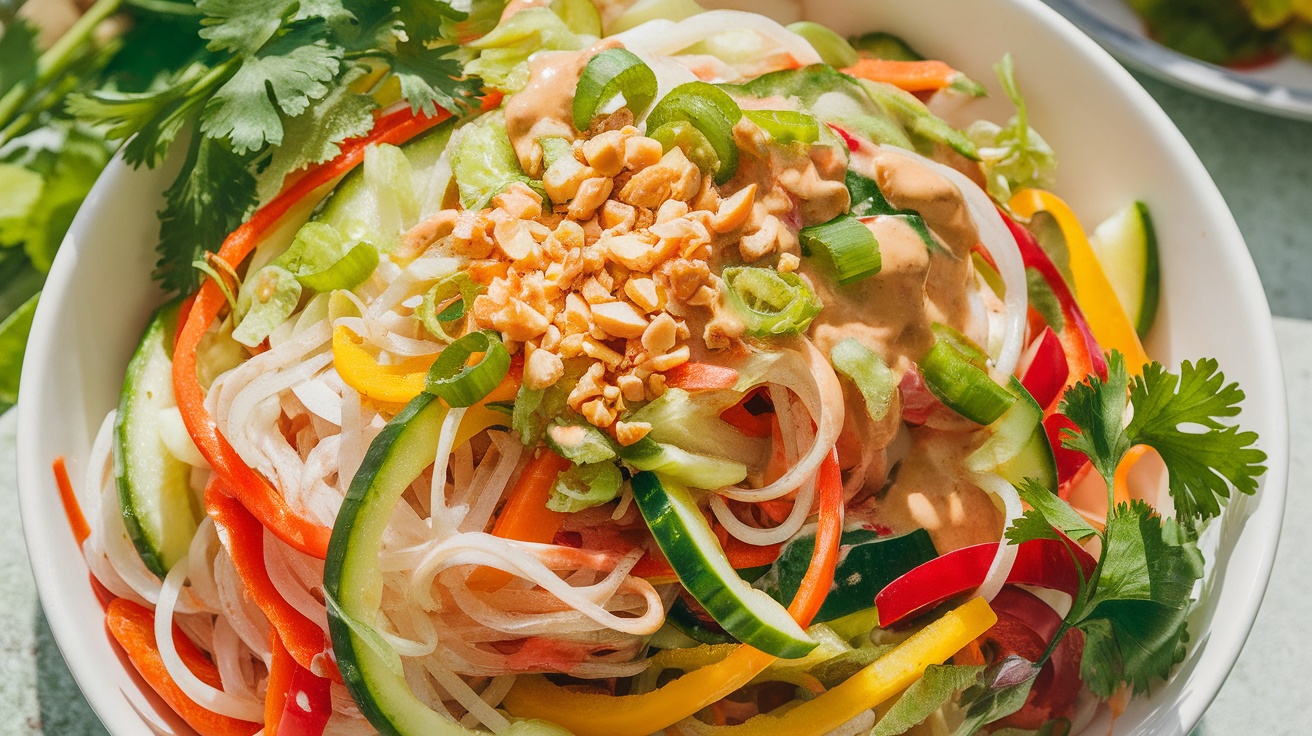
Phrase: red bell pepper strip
[
  {"left": 105, "top": 598, "right": 262, "bottom": 736},
  {"left": 663, "top": 361, "right": 739, "bottom": 391},
  {"left": 173, "top": 95, "right": 501, "bottom": 560},
  {"left": 719, "top": 387, "right": 773, "bottom": 438},
  {"left": 266, "top": 634, "right": 333, "bottom": 736},
  {"left": 876, "top": 537, "right": 1097, "bottom": 627},
  {"left": 789, "top": 448, "right": 844, "bottom": 626},
  {"left": 630, "top": 534, "right": 782, "bottom": 581},
  {"left": 1018, "top": 327, "right": 1069, "bottom": 411},
  {"left": 205, "top": 480, "right": 339, "bottom": 682}
]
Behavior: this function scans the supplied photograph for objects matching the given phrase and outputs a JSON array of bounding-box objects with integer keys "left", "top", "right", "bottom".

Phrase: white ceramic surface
[
  {"left": 1047, "top": 0, "right": 1312, "bottom": 121},
  {"left": 15, "top": 0, "right": 1289, "bottom": 734}
]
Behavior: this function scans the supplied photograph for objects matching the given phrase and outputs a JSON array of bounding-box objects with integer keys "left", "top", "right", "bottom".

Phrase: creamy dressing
[
  {"left": 504, "top": 41, "right": 621, "bottom": 176},
  {"left": 871, "top": 427, "right": 1002, "bottom": 553}
]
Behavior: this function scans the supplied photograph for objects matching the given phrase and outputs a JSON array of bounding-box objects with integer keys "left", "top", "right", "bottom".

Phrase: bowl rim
[{"left": 14, "top": 0, "right": 1291, "bottom": 733}]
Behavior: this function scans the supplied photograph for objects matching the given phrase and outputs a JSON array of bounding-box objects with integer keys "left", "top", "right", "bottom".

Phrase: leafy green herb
[
  {"left": 69, "top": 0, "right": 483, "bottom": 295},
  {"left": 872, "top": 664, "right": 984, "bottom": 736},
  {"left": 1007, "top": 477, "right": 1097, "bottom": 543},
  {"left": 1060, "top": 352, "right": 1266, "bottom": 526},
  {"left": 965, "top": 54, "right": 1056, "bottom": 203},
  {"left": 952, "top": 656, "right": 1041, "bottom": 736}
]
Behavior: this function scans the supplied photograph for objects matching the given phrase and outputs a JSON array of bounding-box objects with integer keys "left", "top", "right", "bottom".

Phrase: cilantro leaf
[
  {"left": 1074, "top": 501, "right": 1203, "bottom": 696},
  {"left": 0, "top": 290, "right": 38, "bottom": 406},
  {"left": 1007, "top": 478, "right": 1097, "bottom": 544},
  {"left": 0, "top": 17, "right": 38, "bottom": 99},
  {"left": 0, "top": 163, "right": 43, "bottom": 246},
  {"left": 1126, "top": 358, "right": 1267, "bottom": 524},
  {"left": 1058, "top": 351, "right": 1131, "bottom": 486},
  {"left": 200, "top": 31, "right": 342, "bottom": 153},
  {"left": 256, "top": 65, "right": 377, "bottom": 202},
  {"left": 197, "top": 0, "right": 298, "bottom": 55},
  {"left": 155, "top": 134, "right": 257, "bottom": 293},
  {"left": 389, "top": 40, "right": 480, "bottom": 117}
]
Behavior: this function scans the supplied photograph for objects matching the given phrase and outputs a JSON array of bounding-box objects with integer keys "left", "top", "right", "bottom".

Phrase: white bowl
[{"left": 16, "top": 0, "right": 1288, "bottom": 733}]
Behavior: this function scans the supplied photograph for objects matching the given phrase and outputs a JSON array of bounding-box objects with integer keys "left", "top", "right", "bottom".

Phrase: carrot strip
[
  {"left": 265, "top": 633, "right": 296, "bottom": 736},
  {"left": 663, "top": 362, "right": 739, "bottom": 391},
  {"left": 205, "top": 480, "right": 339, "bottom": 681},
  {"left": 173, "top": 95, "right": 502, "bottom": 559},
  {"left": 53, "top": 456, "right": 90, "bottom": 547},
  {"left": 842, "top": 59, "right": 960, "bottom": 92},
  {"left": 788, "top": 448, "right": 844, "bottom": 627},
  {"left": 467, "top": 449, "right": 571, "bottom": 592},
  {"left": 105, "top": 598, "right": 261, "bottom": 736}
]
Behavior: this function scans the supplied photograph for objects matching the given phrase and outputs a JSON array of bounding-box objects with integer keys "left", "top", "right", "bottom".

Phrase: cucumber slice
[
  {"left": 313, "top": 121, "right": 456, "bottom": 247},
  {"left": 631, "top": 472, "right": 816, "bottom": 659},
  {"left": 619, "top": 437, "right": 748, "bottom": 489},
  {"left": 1088, "top": 200, "right": 1160, "bottom": 338},
  {"left": 113, "top": 302, "right": 202, "bottom": 578},
  {"left": 965, "top": 377, "right": 1058, "bottom": 492}
]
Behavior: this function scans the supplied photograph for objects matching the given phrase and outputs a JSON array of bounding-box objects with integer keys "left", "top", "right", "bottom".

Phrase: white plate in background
[{"left": 1047, "top": 0, "right": 1312, "bottom": 119}]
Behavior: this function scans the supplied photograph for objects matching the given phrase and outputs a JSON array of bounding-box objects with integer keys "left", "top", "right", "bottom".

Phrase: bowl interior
[{"left": 16, "top": 0, "right": 1288, "bottom": 734}]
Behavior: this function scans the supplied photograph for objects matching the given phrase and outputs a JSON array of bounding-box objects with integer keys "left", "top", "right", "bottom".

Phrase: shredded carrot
[
  {"left": 105, "top": 598, "right": 261, "bottom": 736},
  {"left": 842, "top": 58, "right": 961, "bottom": 92},
  {"left": 52, "top": 457, "right": 90, "bottom": 548},
  {"left": 663, "top": 362, "right": 739, "bottom": 391},
  {"left": 467, "top": 449, "right": 572, "bottom": 592},
  {"left": 172, "top": 94, "right": 502, "bottom": 560},
  {"left": 788, "top": 449, "right": 844, "bottom": 627},
  {"left": 265, "top": 633, "right": 295, "bottom": 736}
]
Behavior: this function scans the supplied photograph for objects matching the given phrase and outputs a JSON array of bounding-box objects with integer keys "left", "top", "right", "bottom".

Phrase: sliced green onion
[
  {"left": 744, "top": 110, "right": 820, "bottom": 145},
  {"left": 547, "top": 461, "right": 623, "bottom": 513},
  {"left": 721, "top": 266, "right": 822, "bottom": 338},
  {"left": 930, "top": 322, "right": 988, "bottom": 369},
  {"left": 830, "top": 337, "right": 896, "bottom": 421},
  {"left": 646, "top": 81, "right": 743, "bottom": 184},
  {"left": 192, "top": 259, "right": 238, "bottom": 312},
  {"left": 573, "top": 48, "right": 658, "bottom": 131},
  {"left": 786, "top": 21, "right": 859, "bottom": 68},
  {"left": 650, "top": 120, "right": 719, "bottom": 177},
  {"left": 918, "top": 338, "right": 1016, "bottom": 425},
  {"left": 296, "top": 242, "right": 379, "bottom": 292},
  {"left": 416, "top": 272, "right": 483, "bottom": 343},
  {"left": 546, "top": 421, "right": 618, "bottom": 464},
  {"left": 425, "top": 330, "right": 512, "bottom": 407},
  {"left": 233, "top": 265, "right": 302, "bottom": 348},
  {"left": 799, "top": 214, "right": 882, "bottom": 285}
]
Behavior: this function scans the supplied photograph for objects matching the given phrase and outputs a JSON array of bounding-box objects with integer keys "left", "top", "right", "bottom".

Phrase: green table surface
[{"left": 2, "top": 74, "right": 1310, "bottom": 735}]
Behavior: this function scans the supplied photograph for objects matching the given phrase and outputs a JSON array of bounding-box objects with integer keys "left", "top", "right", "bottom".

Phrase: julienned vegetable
[{"left": 66, "top": 4, "right": 1267, "bottom": 736}]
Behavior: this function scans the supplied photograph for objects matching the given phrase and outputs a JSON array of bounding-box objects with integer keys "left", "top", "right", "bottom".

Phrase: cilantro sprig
[
  {"left": 68, "top": 0, "right": 484, "bottom": 294},
  {"left": 964, "top": 352, "right": 1264, "bottom": 722}
]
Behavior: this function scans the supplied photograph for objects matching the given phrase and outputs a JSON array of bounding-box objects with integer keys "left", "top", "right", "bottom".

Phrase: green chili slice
[
  {"left": 721, "top": 266, "right": 822, "bottom": 337},
  {"left": 646, "top": 81, "right": 743, "bottom": 184},
  {"left": 744, "top": 109, "right": 820, "bottom": 145},
  {"left": 416, "top": 273, "right": 484, "bottom": 343},
  {"left": 573, "top": 48, "right": 658, "bottom": 130}
]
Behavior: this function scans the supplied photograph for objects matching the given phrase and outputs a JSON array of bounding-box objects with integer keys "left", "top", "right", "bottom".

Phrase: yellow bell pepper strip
[
  {"left": 333, "top": 325, "right": 433, "bottom": 404},
  {"left": 1009, "top": 189, "right": 1150, "bottom": 372},
  {"left": 502, "top": 451, "right": 847, "bottom": 736},
  {"left": 683, "top": 597, "right": 998, "bottom": 736}
]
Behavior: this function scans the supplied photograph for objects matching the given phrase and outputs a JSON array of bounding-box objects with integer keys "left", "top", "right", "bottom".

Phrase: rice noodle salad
[{"left": 59, "top": 1, "right": 1269, "bottom": 735}]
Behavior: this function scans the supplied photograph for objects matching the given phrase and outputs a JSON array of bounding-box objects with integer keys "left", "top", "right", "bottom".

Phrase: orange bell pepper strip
[
  {"left": 105, "top": 598, "right": 262, "bottom": 736},
  {"left": 842, "top": 58, "right": 962, "bottom": 92},
  {"left": 173, "top": 94, "right": 502, "bottom": 559},
  {"left": 467, "top": 448, "right": 572, "bottom": 592},
  {"left": 205, "top": 480, "right": 340, "bottom": 682},
  {"left": 501, "top": 449, "right": 846, "bottom": 736},
  {"left": 1010, "top": 189, "right": 1150, "bottom": 372}
]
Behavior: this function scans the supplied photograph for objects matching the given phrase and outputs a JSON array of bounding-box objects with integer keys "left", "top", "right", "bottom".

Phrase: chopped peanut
[
  {"left": 544, "top": 156, "right": 595, "bottom": 203},
  {"left": 619, "top": 148, "right": 702, "bottom": 208},
  {"left": 641, "top": 313, "right": 679, "bottom": 355},
  {"left": 624, "top": 277, "right": 662, "bottom": 313},
  {"left": 624, "top": 136, "right": 664, "bottom": 170},
  {"left": 712, "top": 184, "right": 757, "bottom": 233},
  {"left": 524, "top": 348, "right": 565, "bottom": 390},
  {"left": 615, "top": 420, "right": 652, "bottom": 446},
  {"left": 599, "top": 200, "right": 637, "bottom": 233},
  {"left": 645, "top": 345, "right": 691, "bottom": 372},
  {"left": 617, "top": 374, "right": 646, "bottom": 403},
  {"left": 590, "top": 300, "right": 649, "bottom": 339},
  {"left": 492, "top": 182, "right": 543, "bottom": 220},
  {"left": 778, "top": 252, "right": 801, "bottom": 273},
  {"left": 568, "top": 177, "right": 614, "bottom": 221},
  {"left": 582, "top": 130, "right": 627, "bottom": 177},
  {"left": 581, "top": 398, "right": 616, "bottom": 427},
  {"left": 740, "top": 214, "right": 783, "bottom": 261}
]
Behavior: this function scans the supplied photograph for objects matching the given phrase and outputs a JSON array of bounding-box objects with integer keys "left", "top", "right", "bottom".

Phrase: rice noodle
[
  {"left": 971, "top": 472, "right": 1024, "bottom": 602},
  {"left": 265, "top": 529, "right": 330, "bottom": 633},
  {"left": 719, "top": 340, "right": 844, "bottom": 503},
  {"left": 429, "top": 407, "right": 469, "bottom": 537},
  {"left": 212, "top": 617, "right": 259, "bottom": 703},
  {"left": 889, "top": 148, "right": 1029, "bottom": 378},
  {"left": 156, "top": 560, "right": 266, "bottom": 721},
  {"left": 423, "top": 658, "right": 511, "bottom": 733},
  {"left": 459, "top": 434, "right": 524, "bottom": 534}
]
